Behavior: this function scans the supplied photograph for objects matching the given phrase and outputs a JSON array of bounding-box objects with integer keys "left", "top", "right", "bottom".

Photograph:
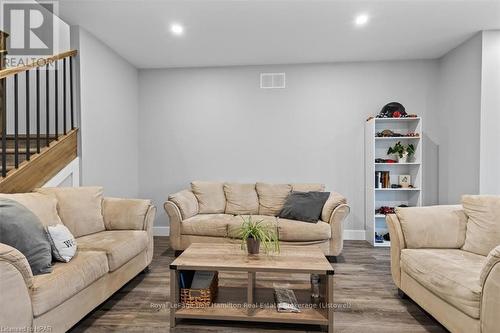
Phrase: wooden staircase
[
  {"left": 0, "top": 130, "right": 77, "bottom": 192},
  {"left": 0, "top": 34, "right": 79, "bottom": 193}
]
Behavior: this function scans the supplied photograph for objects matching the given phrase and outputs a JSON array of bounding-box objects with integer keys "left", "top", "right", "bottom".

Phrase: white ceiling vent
[{"left": 260, "top": 73, "right": 286, "bottom": 89}]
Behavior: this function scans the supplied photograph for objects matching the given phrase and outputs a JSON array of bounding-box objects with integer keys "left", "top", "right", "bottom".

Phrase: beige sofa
[
  {"left": 165, "top": 182, "right": 350, "bottom": 256},
  {"left": 387, "top": 202, "right": 500, "bottom": 333},
  {"left": 0, "top": 187, "right": 156, "bottom": 333}
]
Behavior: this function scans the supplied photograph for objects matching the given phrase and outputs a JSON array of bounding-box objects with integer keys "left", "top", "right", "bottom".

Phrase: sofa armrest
[
  {"left": 386, "top": 214, "right": 406, "bottom": 288},
  {"left": 0, "top": 243, "right": 33, "bottom": 288},
  {"left": 102, "top": 197, "right": 155, "bottom": 231},
  {"left": 102, "top": 197, "right": 156, "bottom": 264},
  {"left": 0, "top": 243, "right": 33, "bottom": 329},
  {"left": 164, "top": 201, "right": 183, "bottom": 250},
  {"left": 481, "top": 245, "right": 500, "bottom": 333},
  {"left": 394, "top": 205, "right": 467, "bottom": 249},
  {"left": 321, "top": 192, "right": 347, "bottom": 222},
  {"left": 328, "top": 203, "right": 350, "bottom": 256},
  {"left": 168, "top": 189, "right": 199, "bottom": 220}
]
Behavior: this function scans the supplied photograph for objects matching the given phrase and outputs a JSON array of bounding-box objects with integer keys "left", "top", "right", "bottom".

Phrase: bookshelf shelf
[
  {"left": 374, "top": 117, "right": 421, "bottom": 122},
  {"left": 375, "top": 162, "right": 421, "bottom": 165},
  {"left": 375, "top": 188, "right": 421, "bottom": 191},
  {"left": 375, "top": 136, "right": 420, "bottom": 140},
  {"left": 374, "top": 240, "right": 391, "bottom": 247},
  {"left": 365, "top": 115, "right": 423, "bottom": 247}
]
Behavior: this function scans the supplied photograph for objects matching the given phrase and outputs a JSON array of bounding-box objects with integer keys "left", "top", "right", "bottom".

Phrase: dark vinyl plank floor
[{"left": 70, "top": 237, "right": 447, "bottom": 333}]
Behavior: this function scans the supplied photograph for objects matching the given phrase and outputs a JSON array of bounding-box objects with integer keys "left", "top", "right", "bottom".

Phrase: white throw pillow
[{"left": 46, "top": 224, "right": 77, "bottom": 262}]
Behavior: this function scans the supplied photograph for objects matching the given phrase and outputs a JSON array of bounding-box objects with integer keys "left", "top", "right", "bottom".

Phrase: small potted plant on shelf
[
  {"left": 237, "top": 215, "right": 280, "bottom": 255},
  {"left": 387, "top": 141, "right": 415, "bottom": 163}
]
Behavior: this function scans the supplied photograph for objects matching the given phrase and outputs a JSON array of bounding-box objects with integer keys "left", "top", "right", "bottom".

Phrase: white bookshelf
[{"left": 365, "top": 117, "right": 423, "bottom": 247}]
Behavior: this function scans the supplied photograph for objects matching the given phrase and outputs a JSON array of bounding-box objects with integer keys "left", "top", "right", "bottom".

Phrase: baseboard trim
[
  {"left": 343, "top": 229, "right": 366, "bottom": 240},
  {"left": 154, "top": 226, "right": 366, "bottom": 240},
  {"left": 153, "top": 226, "right": 170, "bottom": 236}
]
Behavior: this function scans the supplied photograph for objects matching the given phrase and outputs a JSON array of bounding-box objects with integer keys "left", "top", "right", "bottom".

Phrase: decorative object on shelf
[
  {"left": 375, "top": 232, "right": 384, "bottom": 243},
  {"left": 236, "top": 215, "right": 279, "bottom": 255},
  {"left": 310, "top": 274, "right": 320, "bottom": 305},
  {"left": 376, "top": 206, "right": 395, "bottom": 215},
  {"left": 375, "top": 204, "right": 409, "bottom": 215},
  {"left": 377, "top": 102, "right": 407, "bottom": 118},
  {"left": 376, "top": 130, "right": 420, "bottom": 137},
  {"left": 383, "top": 233, "right": 390, "bottom": 241},
  {"left": 399, "top": 175, "right": 411, "bottom": 188},
  {"left": 375, "top": 158, "right": 398, "bottom": 163},
  {"left": 387, "top": 141, "right": 415, "bottom": 163}
]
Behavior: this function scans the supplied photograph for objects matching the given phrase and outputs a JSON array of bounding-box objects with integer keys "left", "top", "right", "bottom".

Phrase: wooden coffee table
[{"left": 169, "top": 243, "right": 334, "bottom": 332}]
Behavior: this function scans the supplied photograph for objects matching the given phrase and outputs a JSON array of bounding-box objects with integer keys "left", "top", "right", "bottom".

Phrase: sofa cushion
[
  {"left": 291, "top": 183, "right": 325, "bottom": 192},
  {"left": 182, "top": 214, "right": 234, "bottom": 237},
  {"left": 0, "top": 193, "right": 62, "bottom": 227},
  {"left": 396, "top": 205, "right": 467, "bottom": 249},
  {"left": 167, "top": 190, "right": 199, "bottom": 219},
  {"left": 224, "top": 183, "right": 259, "bottom": 215},
  {"left": 256, "top": 183, "right": 291, "bottom": 216},
  {"left": 191, "top": 181, "right": 226, "bottom": 214},
  {"left": 0, "top": 199, "right": 53, "bottom": 275},
  {"left": 279, "top": 191, "right": 330, "bottom": 223},
  {"left": 227, "top": 215, "right": 278, "bottom": 239},
  {"left": 36, "top": 187, "right": 105, "bottom": 238},
  {"left": 277, "top": 218, "right": 331, "bottom": 241},
  {"left": 31, "top": 250, "right": 108, "bottom": 316},
  {"left": 321, "top": 192, "right": 347, "bottom": 222},
  {"left": 76, "top": 231, "right": 148, "bottom": 271},
  {"left": 462, "top": 195, "right": 500, "bottom": 256},
  {"left": 102, "top": 197, "right": 152, "bottom": 230},
  {"left": 400, "top": 249, "right": 486, "bottom": 318}
]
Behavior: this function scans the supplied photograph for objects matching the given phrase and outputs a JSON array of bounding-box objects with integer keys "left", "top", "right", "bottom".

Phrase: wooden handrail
[{"left": 0, "top": 49, "right": 77, "bottom": 79}]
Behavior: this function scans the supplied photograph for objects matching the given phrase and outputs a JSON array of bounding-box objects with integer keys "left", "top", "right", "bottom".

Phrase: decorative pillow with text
[{"left": 46, "top": 224, "right": 77, "bottom": 262}]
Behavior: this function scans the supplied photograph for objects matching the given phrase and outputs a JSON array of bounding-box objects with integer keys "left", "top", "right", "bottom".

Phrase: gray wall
[
  {"left": 437, "top": 33, "right": 482, "bottom": 204},
  {"left": 138, "top": 60, "right": 440, "bottom": 230},
  {"left": 479, "top": 31, "right": 500, "bottom": 195},
  {"left": 75, "top": 27, "right": 139, "bottom": 197}
]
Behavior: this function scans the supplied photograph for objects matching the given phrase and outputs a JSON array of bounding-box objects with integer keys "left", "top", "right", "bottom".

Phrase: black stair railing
[{"left": 0, "top": 32, "right": 78, "bottom": 178}]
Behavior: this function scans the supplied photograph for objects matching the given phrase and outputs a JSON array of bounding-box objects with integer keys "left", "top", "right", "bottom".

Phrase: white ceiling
[{"left": 58, "top": 0, "right": 500, "bottom": 69}]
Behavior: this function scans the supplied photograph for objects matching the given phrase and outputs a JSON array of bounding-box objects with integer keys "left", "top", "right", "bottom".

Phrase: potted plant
[
  {"left": 237, "top": 215, "right": 280, "bottom": 255},
  {"left": 387, "top": 141, "right": 415, "bottom": 163}
]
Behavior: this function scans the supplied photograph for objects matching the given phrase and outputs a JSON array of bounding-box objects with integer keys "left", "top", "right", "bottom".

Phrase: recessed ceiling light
[
  {"left": 170, "top": 23, "right": 184, "bottom": 36},
  {"left": 354, "top": 14, "right": 369, "bottom": 26}
]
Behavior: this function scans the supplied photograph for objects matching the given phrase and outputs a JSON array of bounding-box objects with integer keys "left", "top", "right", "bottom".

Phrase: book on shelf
[
  {"left": 190, "top": 271, "right": 216, "bottom": 289},
  {"left": 274, "top": 288, "right": 300, "bottom": 313},
  {"left": 375, "top": 171, "right": 390, "bottom": 188}
]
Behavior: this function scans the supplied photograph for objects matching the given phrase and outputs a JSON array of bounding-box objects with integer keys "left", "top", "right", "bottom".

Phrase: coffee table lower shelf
[{"left": 175, "top": 305, "right": 329, "bottom": 325}]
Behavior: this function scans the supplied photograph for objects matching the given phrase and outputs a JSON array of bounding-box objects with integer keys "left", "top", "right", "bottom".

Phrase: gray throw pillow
[
  {"left": 279, "top": 191, "right": 331, "bottom": 223},
  {"left": 0, "top": 198, "right": 53, "bottom": 275}
]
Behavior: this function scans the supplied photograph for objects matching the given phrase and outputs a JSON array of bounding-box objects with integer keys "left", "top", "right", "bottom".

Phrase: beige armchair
[{"left": 387, "top": 205, "right": 500, "bottom": 333}]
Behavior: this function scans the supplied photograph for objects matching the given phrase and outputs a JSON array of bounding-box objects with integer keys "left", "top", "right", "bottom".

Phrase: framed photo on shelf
[{"left": 399, "top": 175, "right": 411, "bottom": 188}]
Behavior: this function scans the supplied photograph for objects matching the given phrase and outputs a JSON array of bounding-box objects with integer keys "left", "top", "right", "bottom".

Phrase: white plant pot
[{"left": 398, "top": 153, "right": 408, "bottom": 163}]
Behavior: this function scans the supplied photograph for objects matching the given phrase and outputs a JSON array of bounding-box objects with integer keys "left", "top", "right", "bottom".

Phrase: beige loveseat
[
  {"left": 165, "top": 182, "right": 350, "bottom": 256},
  {"left": 0, "top": 187, "right": 156, "bottom": 333},
  {"left": 387, "top": 198, "right": 500, "bottom": 333}
]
